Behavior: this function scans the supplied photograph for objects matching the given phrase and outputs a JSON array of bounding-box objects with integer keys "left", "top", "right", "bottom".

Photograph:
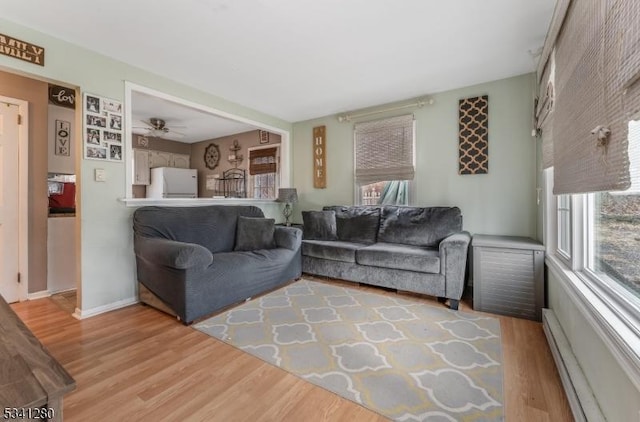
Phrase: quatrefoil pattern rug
[{"left": 195, "top": 279, "right": 503, "bottom": 421}]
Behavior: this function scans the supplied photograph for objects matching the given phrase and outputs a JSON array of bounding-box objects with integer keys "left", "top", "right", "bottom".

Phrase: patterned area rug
[{"left": 195, "top": 279, "right": 503, "bottom": 421}]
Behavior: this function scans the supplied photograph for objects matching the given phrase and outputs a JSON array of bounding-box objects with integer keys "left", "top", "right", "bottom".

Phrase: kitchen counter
[{"left": 120, "top": 197, "right": 280, "bottom": 207}]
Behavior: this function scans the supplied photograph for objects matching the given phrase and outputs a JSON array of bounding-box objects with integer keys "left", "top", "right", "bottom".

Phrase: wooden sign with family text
[
  {"left": 313, "top": 126, "right": 327, "bottom": 188},
  {"left": 0, "top": 33, "right": 45, "bottom": 66}
]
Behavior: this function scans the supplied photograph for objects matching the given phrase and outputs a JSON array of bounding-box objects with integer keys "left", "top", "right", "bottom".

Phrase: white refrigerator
[{"left": 146, "top": 167, "right": 198, "bottom": 198}]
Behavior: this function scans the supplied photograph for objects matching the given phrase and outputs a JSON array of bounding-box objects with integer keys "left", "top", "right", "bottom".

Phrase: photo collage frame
[{"left": 83, "top": 93, "right": 123, "bottom": 162}]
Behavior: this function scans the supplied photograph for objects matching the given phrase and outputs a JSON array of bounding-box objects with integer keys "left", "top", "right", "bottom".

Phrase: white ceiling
[
  {"left": 3, "top": 0, "right": 555, "bottom": 123},
  {"left": 131, "top": 91, "right": 260, "bottom": 143}
]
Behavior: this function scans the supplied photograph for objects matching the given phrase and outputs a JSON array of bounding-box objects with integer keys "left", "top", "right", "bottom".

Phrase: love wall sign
[{"left": 313, "top": 126, "right": 327, "bottom": 188}]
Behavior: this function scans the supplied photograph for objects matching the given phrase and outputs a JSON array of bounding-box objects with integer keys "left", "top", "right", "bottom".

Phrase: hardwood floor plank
[{"left": 10, "top": 278, "right": 573, "bottom": 421}]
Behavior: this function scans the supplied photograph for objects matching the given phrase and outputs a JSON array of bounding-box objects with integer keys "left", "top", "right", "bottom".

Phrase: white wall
[
  {"left": 47, "top": 217, "right": 76, "bottom": 293},
  {"left": 291, "top": 74, "right": 538, "bottom": 237},
  {"left": 547, "top": 268, "right": 640, "bottom": 421},
  {"left": 0, "top": 18, "right": 292, "bottom": 313}
]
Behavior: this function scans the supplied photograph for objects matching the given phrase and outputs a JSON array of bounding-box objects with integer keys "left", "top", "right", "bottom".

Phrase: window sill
[
  {"left": 546, "top": 254, "right": 640, "bottom": 391},
  {"left": 119, "top": 197, "right": 280, "bottom": 207}
]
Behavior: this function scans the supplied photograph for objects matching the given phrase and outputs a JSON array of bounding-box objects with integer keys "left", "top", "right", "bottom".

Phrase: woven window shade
[
  {"left": 536, "top": 0, "right": 571, "bottom": 84},
  {"left": 620, "top": 1, "right": 640, "bottom": 120},
  {"left": 552, "top": 0, "right": 639, "bottom": 194},
  {"left": 537, "top": 51, "right": 555, "bottom": 169},
  {"left": 354, "top": 114, "right": 415, "bottom": 185},
  {"left": 249, "top": 147, "right": 277, "bottom": 175}
]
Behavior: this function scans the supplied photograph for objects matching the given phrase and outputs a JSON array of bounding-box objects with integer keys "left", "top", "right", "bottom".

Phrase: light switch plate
[{"left": 95, "top": 168, "right": 106, "bottom": 182}]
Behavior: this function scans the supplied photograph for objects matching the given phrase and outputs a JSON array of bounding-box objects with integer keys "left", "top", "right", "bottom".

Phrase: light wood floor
[
  {"left": 50, "top": 290, "right": 77, "bottom": 314},
  {"left": 11, "top": 277, "right": 573, "bottom": 421}
]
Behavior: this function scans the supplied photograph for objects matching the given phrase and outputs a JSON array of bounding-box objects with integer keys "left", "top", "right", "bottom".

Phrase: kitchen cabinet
[
  {"left": 150, "top": 151, "right": 190, "bottom": 168},
  {"left": 134, "top": 150, "right": 192, "bottom": 186},
  {"left": 172, "top": 153, "right": 190, "bottom": 168},
  {"left": 149, "top": 150, "right": 172, "bottom": 168},
  {"left": 133, "top": 148, "right": 150, "bottom": 185}
]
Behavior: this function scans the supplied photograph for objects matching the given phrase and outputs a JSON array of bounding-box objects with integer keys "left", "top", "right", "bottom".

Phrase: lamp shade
[{"left": 276, "top": 188, "right": 298, "bottom": 203}]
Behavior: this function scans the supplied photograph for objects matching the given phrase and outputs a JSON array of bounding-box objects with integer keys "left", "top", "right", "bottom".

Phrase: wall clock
[{"left": 204, "top": 143, "right": 220, "bottom": 170}]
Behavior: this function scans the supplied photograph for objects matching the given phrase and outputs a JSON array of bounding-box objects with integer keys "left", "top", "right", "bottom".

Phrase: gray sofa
[
  {"left": 301, "top": 205, "right": 470, "bottom": 310},
  {"left": 133, "top": 205, "right": 302, "bottom": 324}
]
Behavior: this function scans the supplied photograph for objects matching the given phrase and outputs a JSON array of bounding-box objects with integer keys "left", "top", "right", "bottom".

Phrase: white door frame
[{"left": 0, "top": 95, "right": 29, "bottom": 301}]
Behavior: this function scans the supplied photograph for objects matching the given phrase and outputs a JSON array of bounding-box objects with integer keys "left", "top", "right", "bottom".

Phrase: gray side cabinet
[{"left": 472, "top": 235, "right": 545, "bottom": 321}]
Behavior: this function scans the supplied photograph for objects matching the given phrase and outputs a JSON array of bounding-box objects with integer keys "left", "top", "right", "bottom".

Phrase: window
[
  {"left": 584, "top": 120, "right": 640, "bottom": 300},
  {"left": 252, "top": 173, "right": 277, "bottom": 199},
  {"left": 556, "top": 194, "right": 572, "bottom": 259},
  {"left": 545, "top": 118, "right": 640, "bottom": 372},
  {"left": 361, "top": 181, "right": 409, "bottom": 206},
  {"left": 587, "top": 191, "right": 640, "bottom": 299},
  {"left": 354, "top": 115, "right": 415, "bottom": 205},
  {"left": 248, "top": 146, "right": 279, "bottom": 199}
]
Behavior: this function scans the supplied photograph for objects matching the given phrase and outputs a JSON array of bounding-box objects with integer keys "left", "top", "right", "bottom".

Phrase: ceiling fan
[{"left": 133, "top": 118, "right": 185, "bottom": 138}]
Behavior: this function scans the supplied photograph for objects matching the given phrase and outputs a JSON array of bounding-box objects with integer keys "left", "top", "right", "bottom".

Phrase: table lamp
[{"left": 276, "top": 188, "right": 298, "bottom": 226}]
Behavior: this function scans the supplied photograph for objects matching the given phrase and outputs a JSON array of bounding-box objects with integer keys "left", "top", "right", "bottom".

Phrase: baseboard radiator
[{"left": 542, "top": 309, "right": 605, "bottom": 422}]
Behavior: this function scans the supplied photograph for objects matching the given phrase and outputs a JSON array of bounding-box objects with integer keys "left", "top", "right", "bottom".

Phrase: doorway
[
  {"left": 0, "top": 69, "right": 81, "bottom": 314},
  {"left": 0, "top": 95, "right": 29, "bottom": 303}
]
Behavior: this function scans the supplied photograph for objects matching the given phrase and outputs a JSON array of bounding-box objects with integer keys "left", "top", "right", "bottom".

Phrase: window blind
[
  {"left": 354, "top": 114, "right": 415, "bottom": 185},
  {"left": 536, "top": 0, "right": 571, "bottom": 85},
  {"left": 552, "top": 0, "right": 639, "bottom": 194},
  {"left": 537, "top": 50, "right": 555, "bottom": 169},
  {"left": 249, "top": 147, "right": 277, "bottom": 175}
]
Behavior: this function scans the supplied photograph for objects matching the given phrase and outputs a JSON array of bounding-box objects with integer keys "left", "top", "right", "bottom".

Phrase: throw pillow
[
  {"left": 323, "top": 206, "right": 380, "bottom": 244},
  {"left": 378, "top": 206, "right": 462, "bottom": 247},
  {"left": 234, "top": 216, "right": 276, "bottom": 251},
  {"left": 302, "top": 210, "right": 338, "bottom": 240}
]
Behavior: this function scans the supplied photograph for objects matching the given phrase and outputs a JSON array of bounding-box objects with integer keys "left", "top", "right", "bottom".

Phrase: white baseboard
[
  {"left": 72, "top": 296, "right": 138, "bottom": 320},
  {"left": 27, "top": 290, "right": 51, "bottom": 300},
  {"left": 542, "top": 308, "right": 605, "bottom": 422}
]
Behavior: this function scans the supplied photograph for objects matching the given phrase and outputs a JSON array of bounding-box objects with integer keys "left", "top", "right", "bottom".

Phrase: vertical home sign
[{"left": 313, "top": 126, "right": 327, "bottom": 188}]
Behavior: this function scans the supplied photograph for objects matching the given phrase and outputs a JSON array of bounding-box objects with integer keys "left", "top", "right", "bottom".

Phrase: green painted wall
[
  {"left": 548, "top": 269, "right": 640, "bottom": 421},
  {"left": 291, "top": 74, "right": 538, "bottom": 237},
  {"left": 0, "top": 18, "right": 291, "bottom": 312}
]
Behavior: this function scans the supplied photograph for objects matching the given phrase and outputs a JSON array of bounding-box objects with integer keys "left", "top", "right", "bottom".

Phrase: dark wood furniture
[
  {"left": 0, "top": 296, "right": 75, "bottom": 421},
  {"left": 222, "top": 168, "right": 246, "bottom": 198}
]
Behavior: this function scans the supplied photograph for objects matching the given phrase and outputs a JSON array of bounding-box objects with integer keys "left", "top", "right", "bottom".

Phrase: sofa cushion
[
  {"left": 302, "top": 240, "right": 365, "bottom": 263},
  {"left": 356, "top": 242, "right": 441, "bottom": 273},
  {"left": 302, "top": 210, "right": 338, "bottom": 240},
  {"left": 323, "top": 206, "right": 380, "bottom": 244},
  {"left": 378, "top": 206, "right": 462, "bottom": 247},
  {"left": 235, "top": 216, "right": 276, "bottom": 251}
]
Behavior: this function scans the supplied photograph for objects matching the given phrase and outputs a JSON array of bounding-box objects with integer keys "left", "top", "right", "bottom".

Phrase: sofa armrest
[
  {"left": 439, "top": 231, "right": 471, "bottom": 299},
  {"left": 274, "top": 226, "right": 302, "bottom": 251},
  {"left": 134, "top": 236, "right": 213, "bottom": 270}
]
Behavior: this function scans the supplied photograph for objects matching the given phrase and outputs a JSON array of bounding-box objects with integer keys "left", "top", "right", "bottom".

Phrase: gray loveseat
[
  {"left": 133, "top": 205, "right": 302, "bottom": 324},
  {"left": 301, "top": 205, "right": 470, "bottom": 309}
]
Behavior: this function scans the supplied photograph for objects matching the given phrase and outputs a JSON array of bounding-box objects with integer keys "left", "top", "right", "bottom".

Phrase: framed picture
[
  {"left": 259, "top": 130, "right": 270, "bottom": 144},
  {"left": 109, "top": 145, "right": 122, "bottom": 160},
  {"left": 83, "top": 92, "right": 123, "bottom": 162},
  {"left": 103, "top": 99, "right": 122, "bottom": 113},
  {"left": 103, "top": 131, "right": 121, "bottom": 142}
]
